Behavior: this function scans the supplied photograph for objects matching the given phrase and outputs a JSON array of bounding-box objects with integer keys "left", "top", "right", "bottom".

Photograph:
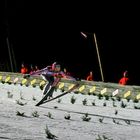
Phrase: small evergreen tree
[
  {"left": 32, "top": 111, "right": 39, "bottom": 117},
  {"left": 92, "top": 100, "right": 96, "bottom": 106},
  {"left": 116, "top": 96, "right": 121, "bottom": 102},
  {"left": 125, "top": 120, "right": 131, "bottom": 125},
  {"left": 45, "top": 125, "right": 58, "bottom": 139},
  {"left": 64, "top": 114, "right": 71, "bottom": 120},
  {"left": 57, "top": 98, "right": 62, "bottom": 103},
  {"left": 133, "top": 98, "right": 139, "bottom": 103},
  {"left": 111, "top": 97, "right": 115, "bottom": 101},
  {"left": 54, "top": 106, "right": 58, "bottom": 109},
  {"left": 46, "top": 112, "right": 53, "bottom": 119},
  {"left": 16, "top": 100, "right": 26, "bottom": 106},
  {"left": 20, "top": 91, "right": 24, "bottom": 100},
  {"left": 82, "top": 98, "right": 87, "bottom": 105},
  {"left": 112, "top": 118, "right": 120, "bottom": 124},
  {"left": 103, "top": 102, "right": 106, "bottom": 106},
  {"left": 99, "top": 117, "right": 104, "bottom": 123},
  {"left": 98, "top": 94, "right": 103, "bottom": 100},
  {"left": 32, "top": 96, "right": 36, "bottom": 101},
  {"left": 81, "top": 113, "right": 91, "bottom": 122},
  {"left": 7, "top": 91, "right": 13, "bottom": 98},
  {"left": 121, "top": 101, "right": 127, "bottom": 108},
  {"left": 16, "top": 111, "right": 25, "bottom": 117},
  {"left": 113, "top": 101, "right": 117, "bottom": 107},
  {"left": 115, "top": 109, "right": 118, "bottom": 115},
  {"left": 104, "top": 95, "right": 109, "bottom": 100},
  {"left": 71, "top": 95, "right": 76, "bottom": 104}
]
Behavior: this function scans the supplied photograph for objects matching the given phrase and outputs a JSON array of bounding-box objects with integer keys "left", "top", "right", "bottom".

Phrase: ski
[
  {"left": 35, "top": 78, "right": 61, "bottom": 106},
  {"left": 39, "top": 83, "right": 79, "bottom": 105}
]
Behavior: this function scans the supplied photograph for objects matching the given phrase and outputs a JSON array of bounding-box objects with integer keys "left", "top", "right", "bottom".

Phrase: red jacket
[
  {"left": 86, "top": 75, "right": 93, "bottom": 81},
  {"left": 119, "top": 77, "right": 129, "bottom": 85},
  {"left": 21, "top": 67, "right": 28, "bottom": 74}
]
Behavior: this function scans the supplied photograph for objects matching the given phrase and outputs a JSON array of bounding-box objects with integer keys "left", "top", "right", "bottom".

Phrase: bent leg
[
  {"left": 42, "top": 82, "right": 52, "bottom": 95},
  {"left": 42, "top": 74, "right": 54, "bottom": 95}
]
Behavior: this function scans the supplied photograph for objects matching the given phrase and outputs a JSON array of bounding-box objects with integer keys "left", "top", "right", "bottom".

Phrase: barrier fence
[{"left": 0, "top": 72, "right": 140, "bottom": 101}]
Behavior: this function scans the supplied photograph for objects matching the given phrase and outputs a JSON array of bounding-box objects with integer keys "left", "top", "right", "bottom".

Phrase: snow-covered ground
[{"left": 0, "top": 83, "right": 140, "bottom": 140}]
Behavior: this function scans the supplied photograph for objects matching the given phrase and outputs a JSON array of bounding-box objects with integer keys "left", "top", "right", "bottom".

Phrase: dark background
[{"left": 0, "top": 1, "right": 140, "bottom": 85}]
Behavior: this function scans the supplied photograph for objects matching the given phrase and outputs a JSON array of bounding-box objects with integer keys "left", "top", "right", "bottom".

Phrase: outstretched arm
[
  {"left": 58, "top": 71, "right": 76, "bottom": 81},
  {"left": 23, "top": 66, "right": 50, "bottom": 78},
  {"left": 30, "top": 66, "right": 50, "bottom": 76}
]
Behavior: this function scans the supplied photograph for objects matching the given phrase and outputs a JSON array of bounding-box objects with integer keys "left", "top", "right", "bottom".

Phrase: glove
[{"left": 53, "top": 62, "right": 57, "bottom": 65}]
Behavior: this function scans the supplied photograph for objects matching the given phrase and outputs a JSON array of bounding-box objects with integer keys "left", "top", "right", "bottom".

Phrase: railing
[{"left": 0, "top": 71, "right": 140, "bottom": 100}]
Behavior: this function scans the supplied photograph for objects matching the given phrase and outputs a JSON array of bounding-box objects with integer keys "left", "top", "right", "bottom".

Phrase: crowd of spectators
[
  {"left": 20, "top": 63, "right": 39, "bottom": 74},
  {"left": 20, "top": 63, "right": 129, "bottom": 85}
]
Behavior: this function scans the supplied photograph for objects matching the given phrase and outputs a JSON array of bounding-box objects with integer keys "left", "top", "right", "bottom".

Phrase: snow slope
[{"left": 0, "top": 83, "right": 140, "bottom": 140}]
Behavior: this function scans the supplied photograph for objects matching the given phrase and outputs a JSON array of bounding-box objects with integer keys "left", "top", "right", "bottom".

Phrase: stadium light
[{"left": 80, "top": 31, "right": 104, "bottom": 82}]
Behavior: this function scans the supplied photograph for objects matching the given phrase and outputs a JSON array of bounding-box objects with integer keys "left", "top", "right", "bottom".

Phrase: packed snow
[{"left": 0, "top": 83, "right": 140, "bottom": 140}]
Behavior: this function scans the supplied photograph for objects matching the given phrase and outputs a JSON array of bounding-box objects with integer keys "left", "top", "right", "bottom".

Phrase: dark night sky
[{"left": 1, "top": 1, "right": 140, "bottom": 85}]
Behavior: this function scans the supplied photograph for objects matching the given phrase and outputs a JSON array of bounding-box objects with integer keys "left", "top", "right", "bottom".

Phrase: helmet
[{"left": 55, "top": 64, "right": 61, "bottom": 68}]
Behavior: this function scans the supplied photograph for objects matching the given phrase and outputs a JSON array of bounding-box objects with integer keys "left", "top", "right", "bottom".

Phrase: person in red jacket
[
  {"left": 34, "top": 65, "right": 39, "bottom": 71},
  {"left": 29, "top": 65, "right": 35, "bottom": 74},
  {"left": 21, "top": 63, "right": 28, "bottom": 74},
  {"left": 119, "top": 70, "right": 129, "bottom": 85},
  {"left": 86, "top": 71, "right": 93, "bottom": 81}
]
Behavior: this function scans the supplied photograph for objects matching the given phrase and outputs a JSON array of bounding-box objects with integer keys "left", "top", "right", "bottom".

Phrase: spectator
[
  {"left": 29, "top": 65, "right": 35, "bottom": 74},
  {"left": 20, "top": 63, "right": 28, "bottom": 74},
  {"left": 119, "top": 70, "right": 129, "bottom": 85},
  {"left": 63, "top": 68, "right": 71, "bottom": 76},
  {"left": 35, "top": 65, "right": 39, "bottom": 71},
  {"left": 86, "top": 71, "right": 93, "bottom": 81}
]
